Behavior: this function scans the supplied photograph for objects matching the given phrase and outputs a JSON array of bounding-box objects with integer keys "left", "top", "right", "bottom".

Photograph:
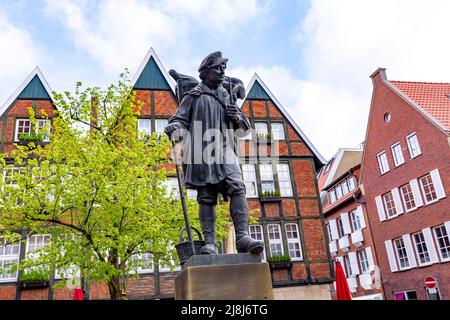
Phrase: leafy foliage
[
  {"left": 268, "top": 254, "right": 291, "bottom": 264},
  {"left": 0, "top": 70, "right": 230, "bottom": 299}
]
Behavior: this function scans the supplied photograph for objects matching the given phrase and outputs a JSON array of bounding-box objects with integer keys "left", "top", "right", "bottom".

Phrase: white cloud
[
  {"left": 44, "top": 0, "right": 272, "bottom": 76},
  {"left": 291, "top": 0, "right": 450, "bottom": 159},
  {"left": 0, "top": 10, "right": 44, "bottom": 108}
]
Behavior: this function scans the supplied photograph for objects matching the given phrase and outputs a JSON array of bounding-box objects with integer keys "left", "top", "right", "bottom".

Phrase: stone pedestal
[{"left": 175, "top": 253, "right": 273, "bottom": 300}]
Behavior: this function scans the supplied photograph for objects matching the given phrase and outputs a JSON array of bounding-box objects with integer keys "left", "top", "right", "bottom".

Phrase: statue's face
[{"left": 205, "top": 63, "right": 226, "bottom": 86}]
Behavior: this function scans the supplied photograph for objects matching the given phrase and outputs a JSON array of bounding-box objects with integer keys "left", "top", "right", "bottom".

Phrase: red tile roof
[{"left": 391, "top": 81, "right": 450, "bottom": 131}]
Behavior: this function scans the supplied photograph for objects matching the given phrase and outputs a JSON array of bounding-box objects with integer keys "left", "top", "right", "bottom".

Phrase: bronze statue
[{"left": 165, "top": 51, "right": 263, "bottom": 255}]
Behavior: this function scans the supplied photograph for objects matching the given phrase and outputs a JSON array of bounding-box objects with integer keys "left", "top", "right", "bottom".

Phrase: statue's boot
[
  {"left": 199, "top": 204, "right": 218, "bottom": 255},
  {"left": 230, "top": 193, "right": 264, "bottom": 254}
]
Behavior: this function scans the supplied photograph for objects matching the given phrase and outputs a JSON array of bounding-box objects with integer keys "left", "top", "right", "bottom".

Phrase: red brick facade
[{"left": 359, "top": 69, "right": 450, "bottom": 300}]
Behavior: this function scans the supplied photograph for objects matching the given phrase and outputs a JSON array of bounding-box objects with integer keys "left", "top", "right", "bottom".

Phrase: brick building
[
  {"left": 0, "top": 48, "right": 332, "bottom": 299},
  {"left": 318, "top": 148, "right": 384, "bottom": 300},
  {"left": 359, "top": 68, "right": 450, "bottom": 300}
]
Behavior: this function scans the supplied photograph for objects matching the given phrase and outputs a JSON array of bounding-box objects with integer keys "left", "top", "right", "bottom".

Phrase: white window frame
[
  {"left": 393, "top": 238, "right": 410, "bottom": 270},
  {"left": 433, "top": 225, "right": 450, "bottom": 262},
  {"left": 137, "top": 118, "right": 152, "bottom": 137},
  {"left": 347, "top": 176, "right": 356, "bottom": 191},
  {"left": 399, "top": 183, "right": 417, "bottom": 212},
  {"left": 391, "top": 142, "right": 405, "bottom": 167},
  {"left": 36, "top": 119, "right": 51, "bottom": 142},
  {"left": 129, "top": 252, "right": 154, "bottom": 274},
  {"left": 329, "top": 189, "right": 336, "bottom": 203},
  {"left": 419, "top": 174, "right": 438, "bottom": 205},
  {"left": 242, "top": 164, "right": 258, "bottom": 198},
  {"left": 276, "top": 163, "right": 293, "bottom": 197},
  {"left": 254, "top": 122, "right": 268, "bottom": 138},
  {"left": 15, "top": 118, "right": 32, "bottom": 142},
  {"left": 406, "top": 132, "right": 421, "bottom": 159},
  {"left": 336, "top": 217, "right": 345, "bottom": 238},
  {"left": 259, "top": 163, "right": 275, "bottom": 193},
  {"left": 285, "top": 223, "right": 303, "bottom": 261},
  {"left": 335, "top": 184, "right": 343, "bottom": 199},
  {"left": 270, "top": 123, "right": 285, "bottom": 140},
  {"left": 249, "top": 225, "right": 266, "bottom": 261},
  {"left": 412, "top": 231, "right": 431, "bottom": 266},
  {"left": 377, "top": 151, "right": 390, "bottom": 174},
  {"left": 267, "top": 224, "right": 284, "bottom": 257},
  {"left": 155, "top": 119, "right": 168, "bottom": 136},
  {"left": 0, "top": 238, "right": 20, "bottom": 282},
  {"left": 350, "top": 209, "right": 362, "bottom": 231},
  {"left": 382, "top": 192, "right": 398, "bottom": 219},
  {"left": 357, "top": 249, "right": 370, "bottom": 273}
]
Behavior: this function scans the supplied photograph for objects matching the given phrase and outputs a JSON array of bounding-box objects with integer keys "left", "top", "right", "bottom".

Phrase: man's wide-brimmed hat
[{"left": 198, "top": 51, "right": 228, "bottom": 72}]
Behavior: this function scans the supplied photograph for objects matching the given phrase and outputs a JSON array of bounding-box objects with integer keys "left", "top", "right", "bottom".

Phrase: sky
[{"left": 1, "top": 0, "right": 450, "bottom": 161}]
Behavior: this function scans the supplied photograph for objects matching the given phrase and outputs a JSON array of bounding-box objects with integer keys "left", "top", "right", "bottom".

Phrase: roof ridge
[{"left": 391, "top": 80, "right": 450, "bottom": 85}]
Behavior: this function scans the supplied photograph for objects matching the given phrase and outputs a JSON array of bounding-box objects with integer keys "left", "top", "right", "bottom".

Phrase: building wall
[{"left": 360, "top": 70, "right": 450, "bottom": 300}]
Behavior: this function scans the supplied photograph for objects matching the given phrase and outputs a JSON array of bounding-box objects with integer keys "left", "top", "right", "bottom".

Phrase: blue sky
[{"left": 1, "top": 0, "right": 450, "bottom": 160}]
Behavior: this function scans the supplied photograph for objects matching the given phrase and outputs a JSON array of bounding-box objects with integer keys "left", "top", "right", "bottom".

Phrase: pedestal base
[{"left": 175, "top": 254, "right": 273, "bottom": 300}]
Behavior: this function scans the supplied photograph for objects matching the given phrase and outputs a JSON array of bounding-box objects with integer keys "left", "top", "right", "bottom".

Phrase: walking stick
[{"left": 171, "top": 135, "right": 196, "bottom": 257}]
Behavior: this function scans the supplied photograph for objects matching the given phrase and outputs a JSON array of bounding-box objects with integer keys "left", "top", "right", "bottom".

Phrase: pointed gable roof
[
  {"left": 241, "top": 74, "right": 326, "bottom": 167},
  {"left": 131, "top": 47, "right": 175, "bottom": 92},
  {"left": 390, "top": 81, "right": 450, "bottom": 132},
  {"left": 0, "top": 66, "right": 54, "bottom": 117}
]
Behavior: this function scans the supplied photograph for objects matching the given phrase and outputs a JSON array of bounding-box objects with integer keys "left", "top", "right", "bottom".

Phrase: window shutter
[
  {"left": 341, "top": 212, "right": 352, "bottom": 235},
  {"left": 430, "top": 169, "right": 446, "bottom": 200},
  {"left": 391, "top": 188, "right": 404, "bottom": 215},
  {"left": 365, "top": 246, "right": 375, "bottom": 272},
  {"left": 335, "top": 256, "right": 346, "bottom": 277},
  {"left": 329, "top": 219, "right": 339, "bottom": 240},
  {"left": 348, "top": 251, "right": 360, "bottom": 275},
  {"left": 409, "top": 179, "right": 423, "bottom": 207},
  {"left": 422, "top": 228, "right": 439, "bottom": 264},
  {"left": 384, "top": 240, "right": 398, "bottom": 272},
  {"left": 375, "top": 196, "right": 386, "bottom": 221},
  {"left": 402, "top": 234, "right": 417, "bottom": 268},
  {"left": 356, "top": 206, "right": 366, "bottom": 229}
]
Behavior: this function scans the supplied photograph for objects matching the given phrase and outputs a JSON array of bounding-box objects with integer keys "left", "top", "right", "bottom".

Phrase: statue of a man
[{"left": 165, "top": 51, "right": 264, "bottom": 255}]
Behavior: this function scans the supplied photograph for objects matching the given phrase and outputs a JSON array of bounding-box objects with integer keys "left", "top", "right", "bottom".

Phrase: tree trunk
[{"left": 107, "top": 276, "right": 122, "bottom": 300}]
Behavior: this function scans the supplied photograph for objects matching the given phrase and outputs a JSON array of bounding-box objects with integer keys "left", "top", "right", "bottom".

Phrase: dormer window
[
  {"left": 15, "top": 119, "right": 31, "bottom": 142},
  {"left": 328, "top": 175, "right": 357, "bottom": 204}
]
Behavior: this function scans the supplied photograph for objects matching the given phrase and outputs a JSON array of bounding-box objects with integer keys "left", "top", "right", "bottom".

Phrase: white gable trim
[
  {"left": 131, "top": 47, "right": 176, "bottom": 93},
  {"left": 242, "top": 73, "right": 326, "bottom": 165},
  {"left": 0, "top": 66, "right": 54, "bottom": 117}
]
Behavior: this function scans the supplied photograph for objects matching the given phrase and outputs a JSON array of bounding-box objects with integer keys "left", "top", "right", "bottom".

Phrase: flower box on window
[
  {"left": 268, "top": 255, "right": 292, "bottom": 269},
  {"left": 17, "top": 133, "right": 47, "bottom": 147},
  {"left": 255, "top": 133, "right": 272, "bottom": 144},
  {"left": 19, "top": 280, "right": 50, "bottom": 290},
  {"left": 19, "top": 268, "right": 50, "bottom": 289},
  {"left": 260, "top": 190, "right": 281, "bottom": 202}
]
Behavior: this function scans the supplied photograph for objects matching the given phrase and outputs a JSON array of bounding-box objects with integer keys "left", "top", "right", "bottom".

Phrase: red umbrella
[
  {"left": 335, "top": 260, "right": 352, "bottom": 300},
  {"left": 73, "top": 288, "right": 83, "bottom": 300}
]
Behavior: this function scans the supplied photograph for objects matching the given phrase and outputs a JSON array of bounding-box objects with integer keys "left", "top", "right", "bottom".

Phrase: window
[
  {"left": 412, "top": 232, "right": 431, "bottom": 265},
  {"left": 329, "top": 190, "right": 336, "bottom": 203},
  {"left": 347, "top": 176, "right": 356, "bottom": 191},
  {"left": 249, "top": 225, "right": 266, "bottom": 260},
  {"left": 406, "top": 133, "right": 421, "bottom": 158},
  {"left": 335, "top": 184, "right": 343, "bottom": 199},
  {"left": 419, "top": 174, "right": 438, "bottom": 204},
  {"left": 27, "top": 234, "right": 51, "bottom": 253},
  {"left": 267, "top": 224, "right": 283, "bottom": 256},
  {"left": 336, "top": 217, "right": 345, "bottom": 238},
  {"left": 138, "top": 119, "right": 152, "bottom": 137},
  {"left": 0, "top": 238, "right": 20, "bottom": 281},
  {"left": 276, "top": 164, "right": 293, "bottom": 197},
  {"left": 344, "top": 255, "right": 353, "bottom": 276},
  {"left": 350, "top": 209, "right": 362, "bottom": 231},
  {"left": 382, "top": 192, "right": 397, "bottom": 218},
  {"left": 254, "top": 122, "right": 268, "bottom": 138},
  {"left": 15, "top": 119, "right": 31, "bottom": 141},
  {"left": 271, "top": 123, "right": 285, "bottom": 140},
  {"left": 324, "top": 159, "right": 333, "bottom": 173},
  {"left": 242, "top": 164, "right": 258, "bottom": 198},
  {"left": 259, "top": 164, "right": 275, "bottom": 193},
  {"left": 433, "top": 225, "right": 450, "bottom": 261},
  {"left": 37, "top": 119, "right": 51, "bottom": 142},
  {"left": 4, "top": 167, "right": 21, "bottom": 186},
  {"left": 358, "top": 249, "right": 369, "bottom": 273},
  {"left": 341, "top": 181, "right": 349, "bottom": 195},
  {"left": 155, "top": 119, "right": 168, "bottom": 136},
  {"left": 394, "top": 290, "right": 417, "bottom": 300},
  {"left": 285, "top": 224, "right": 302, "bottom": 261},
  {"left": 400, "top": 183, "right": 416, "bottom": 212},
  {"left": 394, "top": 238, "right": 409, "bottom": 269},
  {"left": 391, "top": 143, "right": 405, "bottom": 167},
  {"left": 326, "top": 223, "right": 333, "bottom": 242},
  {"left": 377, "top": 152, "right": 390, "bottom": 174},
  {"left": 129, "top": 252, "right": 154, "bottom": 274}
]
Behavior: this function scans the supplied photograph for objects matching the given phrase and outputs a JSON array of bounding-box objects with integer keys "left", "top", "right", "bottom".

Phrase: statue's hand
[
  {"left": 226, "top": 104, "right": 240, "bottom": 122},
  {"left": 164, "top": 123, "right": 183, "bottom": 141}
]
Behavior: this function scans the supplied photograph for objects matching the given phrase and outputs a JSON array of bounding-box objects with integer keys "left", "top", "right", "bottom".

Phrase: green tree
[{"left": 0, "top": 71, "right": 230, "bottom": 300}]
